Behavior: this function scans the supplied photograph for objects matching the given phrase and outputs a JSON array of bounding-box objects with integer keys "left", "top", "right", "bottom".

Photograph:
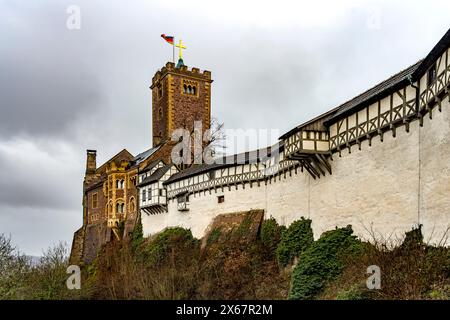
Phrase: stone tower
[{"left": 150, "top": 61, "right": 213, "bottom": 147}]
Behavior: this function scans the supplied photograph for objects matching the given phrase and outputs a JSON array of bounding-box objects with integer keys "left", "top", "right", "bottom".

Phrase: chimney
[{"left": 86, "top": 149, "right": 97, "bottom": 174}]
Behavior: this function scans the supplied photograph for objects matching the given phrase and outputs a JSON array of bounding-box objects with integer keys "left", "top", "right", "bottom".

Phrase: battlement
[{"left": 151, "top": 62, "right": 212, "bottom": 88}]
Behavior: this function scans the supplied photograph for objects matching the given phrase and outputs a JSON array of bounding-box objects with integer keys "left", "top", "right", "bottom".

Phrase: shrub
[
  {"left": 206, "top": 228, "right": 222, "bottom": 246},
  {"left": 289, "top": 225, "right": 362, "bottom": 300},
  {"left": 276, "top": 217, "right": 313, "bottom": 267},
  {"left": 260, "top": 217, "right": 285, "bottom": 254},
  {"left": 130, "top": 217, "right": 144, "bottom": 252},
  {"left": 142, "top": 227, "right": 197, "bottom": 265}
]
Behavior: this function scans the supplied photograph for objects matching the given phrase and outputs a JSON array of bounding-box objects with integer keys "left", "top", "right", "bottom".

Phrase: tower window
[
  {"left": 157, "top": 83, "right": 163, "bottom": 99},
  {"left": 116, "top": 179, "right": 125, "bottom": 189},
  {"left": 218, "top": 195, "right": 225, "bottom": 203},
  {"left": 182, "top": 80, "right": 199, "bottom": 96}
]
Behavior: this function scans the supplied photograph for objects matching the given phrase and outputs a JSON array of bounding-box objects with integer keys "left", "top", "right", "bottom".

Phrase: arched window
[
  {"left": 116, "top": 179, "right": 124, "bottom": 189},
  {"left": 183, "top": 84, "right": 187, "bottom": 93},
  {"left": 187, "top": 85, "right": 192, "bottom": 94},
  {"left": 158, "top": 107, "right": 163, "bottom": 119},
  {"left": 116, "top": 202, "right": 125, "bottom": 213},
  {"left": 192, "top": 86, "right": 196, "bottom": 95},
  {"left": 130, "top": 197, "right": 135, "bottom": 212}
]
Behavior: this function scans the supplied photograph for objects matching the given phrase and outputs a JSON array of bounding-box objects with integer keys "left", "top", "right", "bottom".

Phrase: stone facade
[{"left": 151, "top": 62, "right": 212, "bottom": 147}]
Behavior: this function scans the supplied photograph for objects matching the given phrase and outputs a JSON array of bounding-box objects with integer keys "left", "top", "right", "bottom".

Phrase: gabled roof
[
  {"left": 164, "top": 143, "right": 283, "bottom": 185},
  {"left": 323, "top": 60, "right": 422, "bottom": 125},
  {"left": 132, "top": 145, "right": 160, "bottom": 166},
  {"left": 139, "top": 159, "right": 162, "bottom": 174},
  {"left": 412, "top": 27, "right": 450, "bottom": 81},
  {"left": 95, "top": 149, "right": 134, "bottom": 174},
  {"left": 138, "top": 165, "right": 171, "bottom": 187}
]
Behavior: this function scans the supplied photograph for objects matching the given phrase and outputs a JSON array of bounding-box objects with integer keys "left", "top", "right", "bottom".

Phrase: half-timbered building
[{"left": 71, "top": 28, "right": 450, "bottom": 264}]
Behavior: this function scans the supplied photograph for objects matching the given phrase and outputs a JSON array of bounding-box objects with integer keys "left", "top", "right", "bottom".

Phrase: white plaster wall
[
  {"left": 142, "top": 101, "right": 450, "bottom": 246},
  {"left": 420, "top": 98, "right": 450, "bottom": 245}
]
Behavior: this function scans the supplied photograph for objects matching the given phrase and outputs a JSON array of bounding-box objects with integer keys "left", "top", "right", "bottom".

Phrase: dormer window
[{"left": 427, "top": 64, "right": 437, "bottom": 86}]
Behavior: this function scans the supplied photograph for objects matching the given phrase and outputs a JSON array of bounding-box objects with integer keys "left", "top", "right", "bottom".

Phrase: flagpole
[{"left": 173, "top": 37, "right": 175, "bottom": 63}]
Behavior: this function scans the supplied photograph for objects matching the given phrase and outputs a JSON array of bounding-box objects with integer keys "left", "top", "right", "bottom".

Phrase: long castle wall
[{"left": 142, "top": 97, "right": 450, "bottom": 245}]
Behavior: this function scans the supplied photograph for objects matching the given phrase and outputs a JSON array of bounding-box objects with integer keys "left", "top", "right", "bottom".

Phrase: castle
[{"left": 70, "top": 29, "right": 450, "bottom": 264}]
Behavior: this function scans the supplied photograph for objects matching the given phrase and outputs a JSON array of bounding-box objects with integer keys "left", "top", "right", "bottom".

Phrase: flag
[{"left": 161, "top": 34, "right": 174, "bottom": 45}]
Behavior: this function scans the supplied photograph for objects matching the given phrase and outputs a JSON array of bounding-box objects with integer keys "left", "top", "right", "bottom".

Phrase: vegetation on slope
[{"left": 1, "top": 217, "right": 449, "bottom": 300}]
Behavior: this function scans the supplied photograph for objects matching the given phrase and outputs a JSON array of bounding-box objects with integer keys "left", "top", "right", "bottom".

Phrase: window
[
  {"left": 158, "top": 107, "right": 163, "bottom": 120},
  {"left": 208, "top": 171, "right": 215, "bottom": 180},
  {"left": 116, "top": 203, "right": 125, "bottom": 213},
  {"left": 142, "top": 189, "right": 146, "bottom": 202},
  {"left": 157, "top": 83, "right": 163, "bottom": 99},
  {"left": 177, "top": 194, "right": 189, "bottom": 203},
  {"left": 218, "top": 195, "right": 225, "bottom": 204},
  {"left": 92, "top": 193, "right": 98, "bottom": 208},
  {"left": 427, "top": 64, "right": 437, "bottom": 85},
  {"left": 159, "top": 189, "right": 163, "bottom": 196},
  {"left": 116, "top": 179, "right": 125, "bottom": 189},
  {"left": 182, "top": 80, "right": 198, "bottom": 96},
  {"left": 148, "top": 189, "right": 152, "bottom": 201},
  {"left": 129, "top": 198, "right": 135, "bottom": 212}
]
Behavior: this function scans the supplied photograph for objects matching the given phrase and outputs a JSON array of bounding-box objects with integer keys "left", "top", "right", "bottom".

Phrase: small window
[
  {"left": 142, "top": 189, "right": 146, "bottom": 202},
  {"left": 218, "top": 195, "right": 225, "bottom": 204},
  {"left": 116, "top": 203, "right": 124, "bottom": 213},
  {"left": 159, "top": 189, "right": 163, "bottom": 196},
  {"left": 92, "top": 193, "right": 98, "bottom": 208},
  {"left": 177, "top": 194, "right": 189, "bottom": 203},
  {"left": 192, "top": 86, "right": 196, "bottom": 95},
  {"left": 208, "top": 171, "right": 215, "bottom": 180},
  {"left": 148, "top": 189, "right": 152, "bottom": 200},
  {"left": 116, "top": 179, "right": 124, "bottom": 189},
  {"left": 158, "top": 107, "right": 163, "bottom": 120},
  {"left": 427, "top": 64, "right": 437, "bottom": 85},
  {"left": 157, "top": 83, "right": 163, "bottom": 99}
]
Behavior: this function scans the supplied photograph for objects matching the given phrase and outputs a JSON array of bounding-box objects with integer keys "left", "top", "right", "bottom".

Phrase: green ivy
[
  {"left": 130, "top": 217, "right": 144, "bottom": 252},
  {"left": 289, "top": 225, "right": 362, "bottom": 300},
  {"left": 276, "top": 217, "right": 313, "bottom": 267},
  {"left": 260, "top": 217, "right": 285, "bottom": 254},
  {"left": 143, "top": 227, "right": 197, "bottom": 265}
]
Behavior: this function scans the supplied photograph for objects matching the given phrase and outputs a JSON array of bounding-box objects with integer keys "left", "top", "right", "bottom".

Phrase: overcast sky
[{"left": 0, "top": 0, "right": 449, "bottom": 255}]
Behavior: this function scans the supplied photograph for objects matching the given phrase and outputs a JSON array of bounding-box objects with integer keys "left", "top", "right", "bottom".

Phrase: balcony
[{"left": 284, "top": 130, "right": 332, "bottom": 179}]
